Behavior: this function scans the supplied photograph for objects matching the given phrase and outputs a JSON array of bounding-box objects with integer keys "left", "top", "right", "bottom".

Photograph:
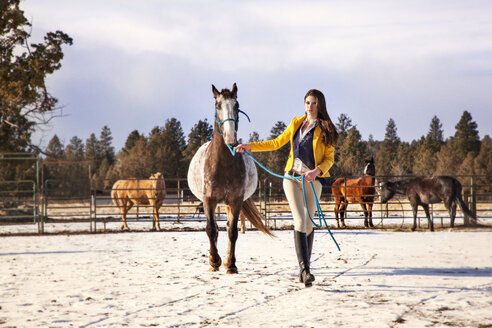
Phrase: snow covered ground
[{"left": 0, "top": 225, "right": 491, "bottom": 327}]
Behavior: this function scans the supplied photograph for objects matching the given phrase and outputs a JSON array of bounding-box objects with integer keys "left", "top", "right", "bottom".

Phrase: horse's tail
[
  {"left": 455, "top": 180, "right": 478, "bottom": 225},
  {"left": 241, "top": 198, "right": 274, "bottom": 237}
]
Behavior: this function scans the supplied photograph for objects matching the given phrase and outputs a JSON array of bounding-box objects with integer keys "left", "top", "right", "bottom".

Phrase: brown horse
[
  {"left": 111, "top": 172, "right": 166, "bottom": 231},
  {"left": 332, "top": 158, "right": 376, "bottom": 228},
  {"left": 380, "top": 176, "right": 477, "bottom": 231},
  {"left": 187, "top": 83, "right": 273, "bottom": 274}
]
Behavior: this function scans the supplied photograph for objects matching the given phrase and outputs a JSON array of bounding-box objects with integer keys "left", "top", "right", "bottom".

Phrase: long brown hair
[{"left": 304, "top": 89, "right": 338, "bottom": 146}]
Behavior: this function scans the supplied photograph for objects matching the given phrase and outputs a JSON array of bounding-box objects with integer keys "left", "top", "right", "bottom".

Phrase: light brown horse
[
  {"left": 111, "top": 172, "right": 166, "bottom": 231},
  {"left": 332, "top": 158, "right": 376, "bottom": 228},
  {"left": 225, "top": 206, "right": 247, "bottom": 234}
]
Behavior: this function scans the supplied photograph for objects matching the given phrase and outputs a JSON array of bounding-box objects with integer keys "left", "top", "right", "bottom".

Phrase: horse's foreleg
[
  {"left": 422, "top": 204, "right": 434, "bottom": 232},
  {"left": 204, "top": 199, "right": 221, "bottom": 271},
  {"left": 224, "top": 203, "right": 241, "bottom": 274},
  {"left": 360, "top": 202, "right": 369, "bottom": 228},
  {"left": 153, "top": 203, "right": 162, "bottom": 231},
  {"left": 367, "top": 203, "right": 374, "bottom": 227}
]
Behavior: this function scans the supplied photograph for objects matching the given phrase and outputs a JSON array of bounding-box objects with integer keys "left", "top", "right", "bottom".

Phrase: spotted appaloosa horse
[
  {"left": 331, "top": 158, "right": 377, "bottom": 228},
  {"left": 380, "top": 176, "right": 477, "bottom": 231},
  {"left": 187, "top": 83, "right": 272, "bottom": 274}
]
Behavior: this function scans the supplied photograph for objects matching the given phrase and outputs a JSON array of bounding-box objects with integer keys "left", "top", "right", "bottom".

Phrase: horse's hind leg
[
  {"left": 204, "top": 198, "right": 221, "bottom": 271},
  {"left": 121, "top": 201, "right": 133, "bottom": 231},
  {"left": 448, "top": 200, "right": 457, "bottom": 228},
  {"left": 227, "top": 206, "right": 245, "bottom": 234},
  {"left": 224, "top": 203, "right": 241, "bottom": 274},
  {"left": 240, "top": 211, "right": 246, "bottom": 234},
  {"left": 422, "top": 204, "right": 434, "bottom": 231},
  {"left": 334, "top": 198, "right": 342, "bottom": 228},
  {"left": 411, "top": 203, "right": 418, "bottom": 231},
  {"left": 339, "top": 200, "right": 347, "bottom": 228}
]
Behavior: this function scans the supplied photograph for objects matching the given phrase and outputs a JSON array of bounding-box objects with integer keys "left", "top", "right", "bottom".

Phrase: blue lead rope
[{"left": 226, "top": 144, "right": 341, "bottom": 251}]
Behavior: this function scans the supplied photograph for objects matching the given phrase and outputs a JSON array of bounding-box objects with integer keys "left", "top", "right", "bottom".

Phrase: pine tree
[
  {"left": 336, "top": 113, "right": 353, "bottom": 143},
  {"left": 98, "top": 126, "right": 115, "bottom": 166},
  {"left": 45, "top": 135, "right": 64, "bottom": 160},
  {"left": 266, "top": 121, "right": 288, "bottom": 196},
  {"left": 425, "top": 116, "right": 444, "bottom": 153},
  {"left": 435, "top": 142, "right": 460, "bottom": 175},
  {"left": 266, "top": 121, "right": 288, "bottom": 173},
  {"left": 452, "top": 111, "right": 480, "bottom": 161},
  {"left": 183, "top": 119, "right": 213, "bottom": 165},
  {"left": 376, "top": 118, "right": 400, "bottom": 176},
  {"left": 64, "top": 136, "right": 85, "bottom": 161},
  {"left": 122, "top": 130, "right": 141, "bottom": 154},
  {"left": 0, "top": 0, "right": 72, "bottom": 153},
  {"left": 118, "top": 137, "right": 152, "bottom": 179},
  {"left": 63, "top": 136, "right": 89, "bottom": 195},
  {"left": 413, "top": 117, "right": 444, "bottom": 175},
  {"left": 85, "top": 133, "right": 99, "bottom": 174},
  {"left": 161, "top": 118, "right": 186, "bottom": 178},
  {"left": 336, "top": 126, "right": 367, "bottom": 176},
  {"left": 392, "top": 142, "right": 413, "bottom": 175}
]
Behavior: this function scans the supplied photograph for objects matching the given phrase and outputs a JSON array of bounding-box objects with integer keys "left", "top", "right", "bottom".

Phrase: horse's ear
[
  {"left": 231, "top": 83, "right": 237, "bottom": 97},
  {"left": 212, "top": 85, "right": 220, "bottom": 99}
]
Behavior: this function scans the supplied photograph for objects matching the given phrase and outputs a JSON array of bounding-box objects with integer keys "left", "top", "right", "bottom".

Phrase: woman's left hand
[{"left": 303, "top": 168, "right": 322, "bottom": 182}]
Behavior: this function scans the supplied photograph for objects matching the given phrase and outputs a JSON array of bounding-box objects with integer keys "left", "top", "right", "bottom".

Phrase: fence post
[
  {"left": 136, "top": 179, "right": 140, "bottom": 221},
  {"left": 470, "top": 176, "right": 476, "bottom": 218},
  {"left": 177, "top": 179, "right": 181, "bottom": 223}
]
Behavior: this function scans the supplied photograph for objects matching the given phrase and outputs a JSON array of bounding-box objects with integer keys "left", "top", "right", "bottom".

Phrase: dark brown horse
[
  {"left": 380, "top": 176, "right": 477, "bottom": 231},
  {"left": 187, "top": 83, "right": 273, "bottom": 274},
  {"left": 331, "top": 158, "right": 376, "bottom": 228}
]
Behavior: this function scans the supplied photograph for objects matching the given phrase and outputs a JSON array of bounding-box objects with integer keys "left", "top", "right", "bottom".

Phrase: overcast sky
[{"left": 23, "top": 0, "right": 492, "bottom": 151}]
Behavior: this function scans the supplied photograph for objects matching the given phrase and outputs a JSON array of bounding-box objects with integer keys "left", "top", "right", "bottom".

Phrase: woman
[{"left": 235, "top": 89, "right": 338, "bottom": 287}]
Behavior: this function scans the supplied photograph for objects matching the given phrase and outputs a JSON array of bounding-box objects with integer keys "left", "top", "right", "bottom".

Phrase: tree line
[
  {"left": 1, "top": 1, "right": 490, "bottom": 197},
  {"left": 26, "top": 109, "right": 491, "bottom": 196}
]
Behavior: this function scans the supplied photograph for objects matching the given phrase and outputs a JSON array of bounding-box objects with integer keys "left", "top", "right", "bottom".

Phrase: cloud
[{"left": 23, "top": 0, "right": 492, "bottom": 150}]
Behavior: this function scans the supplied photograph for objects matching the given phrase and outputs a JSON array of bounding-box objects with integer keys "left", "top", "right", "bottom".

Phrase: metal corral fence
[{"left": 1, "top": 154, "right": 491, "bottom": 233}]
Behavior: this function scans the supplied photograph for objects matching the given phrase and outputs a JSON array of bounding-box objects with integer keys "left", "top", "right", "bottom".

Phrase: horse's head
[
  {"left": 379, "top": 181, "right": 395, "bottom": 203},
  {"left": 363, "top": 157, "right": 375, "bottom": 176},
  {"left": 212, "top": 83, "right": 240, "bottom": 146},
  {"left": 150, "top": 172, "right": 165, "bottom": 198}
]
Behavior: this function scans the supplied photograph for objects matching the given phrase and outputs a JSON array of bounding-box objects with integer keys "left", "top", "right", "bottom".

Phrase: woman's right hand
[{"left": 234, "top": 143, "right": 251, "bottom": 153}]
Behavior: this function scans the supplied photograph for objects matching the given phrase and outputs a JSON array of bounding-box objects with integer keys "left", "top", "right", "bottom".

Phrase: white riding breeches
[{"left": 283, "top": 173, "right": 322, "bottom": 235}]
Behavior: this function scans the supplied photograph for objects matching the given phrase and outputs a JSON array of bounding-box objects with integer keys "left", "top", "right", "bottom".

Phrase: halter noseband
[{"left": 215, "top": 109, "right": 251, "bottom": 132}]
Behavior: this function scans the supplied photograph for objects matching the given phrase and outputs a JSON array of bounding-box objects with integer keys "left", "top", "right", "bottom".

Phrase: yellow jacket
[{"left": 250, "top": 115, "right": 335, "bottom": 177}]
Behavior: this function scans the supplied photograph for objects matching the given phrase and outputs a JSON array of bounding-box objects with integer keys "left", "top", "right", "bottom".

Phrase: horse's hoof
[
  {"left": 226, "top": 267, "right": 238, "bottom": 274},
  {"left": 208, "top": 266, "right": 219, "bottom": 272},
  {"left": 209, "top": 257, "right": 222, "bottom": 271}
]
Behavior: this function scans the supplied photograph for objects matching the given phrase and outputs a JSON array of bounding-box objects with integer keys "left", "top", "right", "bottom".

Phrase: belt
[{"left": 286, "top": 171, "right": 303, "bottom": 177}]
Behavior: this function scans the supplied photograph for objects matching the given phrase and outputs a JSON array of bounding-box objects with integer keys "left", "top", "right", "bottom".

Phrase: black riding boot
[
  {"left": 294, "top": 230, "right": 315, "bottom": 287},
  {"left": 307, "top": 230, "right": 314, "bottom": 261}
]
